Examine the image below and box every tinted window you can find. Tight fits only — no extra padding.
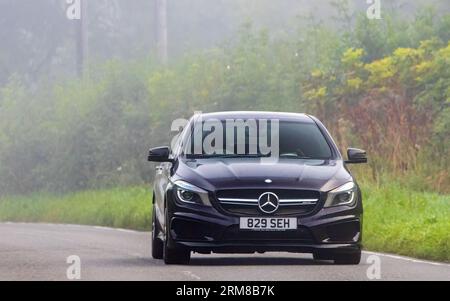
[185,120,332,159]
[277,122,332,159]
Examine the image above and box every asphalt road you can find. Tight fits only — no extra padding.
[0,223,448,281]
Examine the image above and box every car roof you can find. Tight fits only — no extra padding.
[198,111,314,123]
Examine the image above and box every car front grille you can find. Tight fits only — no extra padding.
[215,189,321,216]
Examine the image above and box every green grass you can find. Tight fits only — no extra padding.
[362,183,450,262]
[0,187,152,231]
[0,184,448,262]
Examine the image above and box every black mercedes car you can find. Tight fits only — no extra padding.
[148,112,367,265]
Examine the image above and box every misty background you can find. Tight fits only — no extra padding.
[2,0,450,85]
[0,0,449,196]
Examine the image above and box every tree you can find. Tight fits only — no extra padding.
[155,0,168,64]
[75,0,88,77]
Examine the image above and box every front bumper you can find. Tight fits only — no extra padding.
[166,192,362,255]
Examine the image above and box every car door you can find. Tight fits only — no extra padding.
[153,157,166,231]
[157,159,172,230]
[155,136,182,231]
[156,118,192,230]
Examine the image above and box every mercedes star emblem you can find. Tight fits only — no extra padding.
[258,192,279,214]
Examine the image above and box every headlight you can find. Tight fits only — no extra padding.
[324,182,357,208]
[173,180,211,206]
[176,189,195,203]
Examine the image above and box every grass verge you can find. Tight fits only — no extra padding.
[0,184,448,262]
[362,183,449,262]
[0,187,152,231]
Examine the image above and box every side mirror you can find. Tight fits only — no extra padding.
[148,146,173,163]
[345,148,367,164]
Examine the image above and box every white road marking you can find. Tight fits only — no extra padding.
[183,270,201,280]
[115,228,139,233]
[363,251,450,267]
[94,226,115,231]
[2,222,142,234]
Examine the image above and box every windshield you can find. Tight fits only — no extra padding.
[184,120,333,160]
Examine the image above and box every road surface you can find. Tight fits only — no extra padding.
[0,223,448,281]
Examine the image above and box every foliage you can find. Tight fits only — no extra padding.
[303,39,450,191]
[0,186,152,231]
[0,9,449,195]
[362,181,450,262]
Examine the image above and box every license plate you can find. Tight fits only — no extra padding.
[239,217,297,231]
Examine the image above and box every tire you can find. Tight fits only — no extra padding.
[163,208,191,265]
[151,203,164,259]
[333,251,361,265]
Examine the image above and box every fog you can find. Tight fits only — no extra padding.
[0,0,449,195]
[1,0,449,85]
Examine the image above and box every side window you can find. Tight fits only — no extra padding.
[173,119,192,157]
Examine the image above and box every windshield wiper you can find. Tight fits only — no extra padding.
[279,154,312,159]
[279,154,329,160]
[217,154,270,158]
[186,154,268,159]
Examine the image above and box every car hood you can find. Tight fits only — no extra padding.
[174,158,352,192]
